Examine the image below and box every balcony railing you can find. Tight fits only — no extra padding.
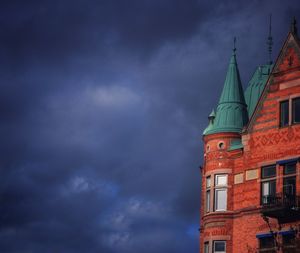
[262,194,300,208]
[261,194,300,222]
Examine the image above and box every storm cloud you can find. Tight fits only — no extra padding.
[0,1,300,252]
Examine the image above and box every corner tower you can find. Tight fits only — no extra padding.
[200,43,248,253]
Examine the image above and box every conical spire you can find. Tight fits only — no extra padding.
[267,14,273,64]
[203,40,248,135]
[218,38,246,106]
[203,109,215,135]
[290,16,297,35]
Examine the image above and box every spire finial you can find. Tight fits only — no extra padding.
[267,14,273,64]
[233,37,237,55]
[291,16,297,35]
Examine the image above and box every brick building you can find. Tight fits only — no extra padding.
[200,19,300,253]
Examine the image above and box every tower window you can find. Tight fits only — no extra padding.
[215,175,227,186]
[215,189,227,211]
[213,241,226,253]
[280,100,289,127]
[214,174,227,211]
[218,142,225,149]
[204,242,209,253]
[206,176,211,213]
[206,144,210,152]
[206,176,211,188]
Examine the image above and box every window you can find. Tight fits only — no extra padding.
[215,189,227,211]
[206,191,210,212]
[259,237,276,252]
[261,165,276,205]
[279,97,300,127]
[205,174,228,213]
[280,100,289,127]
[213,241,226,253]
[284,163,296,175]
[262,181,276,204]
[283,163,296,206]
[206,176,211,213]
[282,233,296,252]
[206,176,211,188]
[204,242,209,253]
[214,175,227,211]
[262,165,276,178]
[215,175,227,186]
[292,97,300,124]
[283,177,296,196]
[218,142,225,149]
[206,144,210,152]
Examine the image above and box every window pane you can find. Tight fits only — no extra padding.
[204,242,209,253]
[283,177,296,196]
[262,182,270,196]
[280,100,289,127]
[214,241,226,252]
[215,175,227,186]
[292,97,300,123]
[206,176,211,188]
[215,189,227,211]
[260,237,275,249]
[282,234,295,246]
[261,180,276,204]
[206,191,210,212]
[269,181,276,196]
[284,163,296,175]
[262,165,276,178]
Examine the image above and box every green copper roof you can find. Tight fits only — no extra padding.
[203,51,248,135]
[244,64,272,118]
[203,109,215,134]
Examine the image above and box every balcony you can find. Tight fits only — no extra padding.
[261,194,300,223]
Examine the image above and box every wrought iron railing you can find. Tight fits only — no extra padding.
[261,194,300,209]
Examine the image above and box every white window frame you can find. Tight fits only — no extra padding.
[213,240,226,253]
[206,176,211,213]
[214,174,228,212]
[214,188,227,211]
[204,241,209,253]
[215,174,227,186]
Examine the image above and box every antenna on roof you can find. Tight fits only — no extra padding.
[267,14,273,65]
[233,37,237,55]
[291,16,297,35]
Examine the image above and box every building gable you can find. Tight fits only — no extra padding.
[246,31,300,134]
[273,33,300,73]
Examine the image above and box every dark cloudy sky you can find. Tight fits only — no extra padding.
[0,1,300,252]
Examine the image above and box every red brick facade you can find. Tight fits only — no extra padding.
[200,30,300,252]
